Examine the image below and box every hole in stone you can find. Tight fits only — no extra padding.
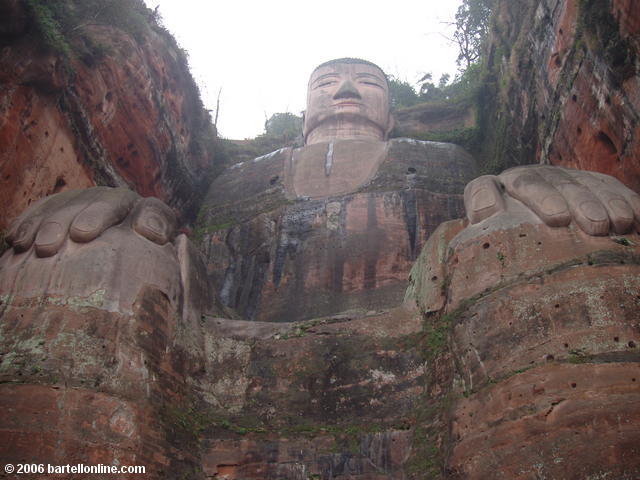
[564,343,569,348]
[537,241,542,245]
[588,260,594,266]
[105,91,113,101]
[546,354,554,361]
[572,94,577,102]
[117,156,130,168]
[571,382,577,388]
[628,341,636,348]
[483,242,490,249]
[559,28,563,34]
[605,95,611,105]
[431,276,438,281]
[614,336,619,342]
[519,233,527,237]
[45,130,49,137]
[555,55,561,67]
[577,126,582,135]
[52,176,66,193]
[59,147,64,153]
[407,167,416,174]
[633,378,636,382]
[269,175,279,185]
[595,131,617,155]
[554,304,560,308]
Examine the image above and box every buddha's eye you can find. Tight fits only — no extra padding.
[316,80,337,88]
[360,80,383,88]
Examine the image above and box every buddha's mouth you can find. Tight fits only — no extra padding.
[333,101,362,107]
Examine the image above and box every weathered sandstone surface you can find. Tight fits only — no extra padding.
[0,0,217,231]
[407,214,640,478]
[481,0,640,189]
[1,0,640,478]
[197,139,476,323]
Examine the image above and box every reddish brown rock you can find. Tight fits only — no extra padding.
[482,0,640,191]
[408,213,640,478]
[0,2,217,231]
[196,305,424,479]
[0,288,205,478]
[449,363,640,479]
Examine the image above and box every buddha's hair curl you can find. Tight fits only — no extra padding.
[312,58,388,84]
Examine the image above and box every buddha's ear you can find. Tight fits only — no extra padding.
[384,113,395,140]
[301,110,308,144]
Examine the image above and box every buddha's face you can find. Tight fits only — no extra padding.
[303,61,391,144]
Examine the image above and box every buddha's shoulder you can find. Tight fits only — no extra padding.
[207,147,292,206]
[385,138,475,169]
[366,138,478,194]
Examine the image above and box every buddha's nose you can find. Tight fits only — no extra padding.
[333,79,362,100]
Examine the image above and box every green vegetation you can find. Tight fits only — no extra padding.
[577,0,636,85]
[24,0,73,61]
[24,0,153,65]
[263,112,302,140]
[388,76,422,109]
[424,316,450,360]
[162,402,211,447]
[613,237,633,247]
[567,347,591,364]
[450,0,495,70]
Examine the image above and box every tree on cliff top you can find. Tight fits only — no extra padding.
[388,76,421,109]
[451,0,495,70]
[263,112,302,140]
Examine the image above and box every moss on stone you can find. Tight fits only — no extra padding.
[577,0,636,85]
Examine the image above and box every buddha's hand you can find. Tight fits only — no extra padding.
[464,166,640,235]
[6,187,176,256]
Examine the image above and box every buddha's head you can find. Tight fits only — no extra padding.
[303,58,393,145]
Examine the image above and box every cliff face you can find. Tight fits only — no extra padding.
[479,0,640,191]
[408,217,640,478]
[0,0,217,231]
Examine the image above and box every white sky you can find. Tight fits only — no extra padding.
[143,0,462,139]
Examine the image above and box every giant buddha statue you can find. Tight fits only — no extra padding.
[2,58,638,324]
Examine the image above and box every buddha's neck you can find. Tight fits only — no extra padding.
[305,124,384,145]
